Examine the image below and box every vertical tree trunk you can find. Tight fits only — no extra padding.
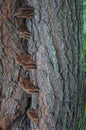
[0,0,84,130]
[30,0,84,130]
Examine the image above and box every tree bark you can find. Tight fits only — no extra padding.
[0,0,84,130]
[0,0,32,130]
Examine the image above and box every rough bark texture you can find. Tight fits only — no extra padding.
[0,0,84,130]
[0,0,31,130]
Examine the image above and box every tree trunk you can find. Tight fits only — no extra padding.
[0,0,84,130]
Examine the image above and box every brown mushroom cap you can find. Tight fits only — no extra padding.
[27,108,38,123]
[14,6,34,18]
[15,53,36,70]
[20,78,39,94]
[18,28,31,40]
[16,53,31,63]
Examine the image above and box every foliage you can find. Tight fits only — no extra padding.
[78,114,86,130]
[78,1,86,130]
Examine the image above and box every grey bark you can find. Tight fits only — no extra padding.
[0,0,84,130]
[29,0,84,130]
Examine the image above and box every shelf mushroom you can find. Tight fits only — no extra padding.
[18,28,31,40]
[15,6,34,18]
[27,108,38,123]
[15,53,36,70]
[20,78,39,94]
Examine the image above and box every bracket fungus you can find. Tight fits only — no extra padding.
[20,78,39,94]
[18,28,31,40]
[27,108,38,123]
[15,6,34,19]
[15,53,36,70]
[14,3,39,126]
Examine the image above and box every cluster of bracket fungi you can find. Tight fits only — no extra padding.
[15,6,39,124]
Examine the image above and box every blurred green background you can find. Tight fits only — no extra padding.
[78,1,86,130]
